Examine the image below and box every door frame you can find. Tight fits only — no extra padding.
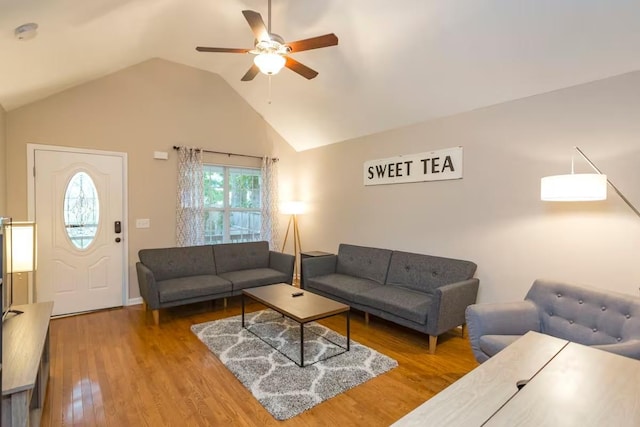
[26,143,129,306]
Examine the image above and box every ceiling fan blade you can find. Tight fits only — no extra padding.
[196,47,250,53]
[241,64,260,81]
[286,33,338,53]
[242,10,270,42]
[285,57,319,80]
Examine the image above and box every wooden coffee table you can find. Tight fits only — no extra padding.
[241,283,350,367]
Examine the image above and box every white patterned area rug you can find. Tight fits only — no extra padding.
[191,309,398,421]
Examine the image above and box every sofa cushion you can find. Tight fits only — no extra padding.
[386,251,477,293]
[213,241,270,274]
[336,244,392,285]
[307,273,382,302]
[357,286,432,325]
[139,246,216,281]
[157,275,232,303]
[219,268,290,291]
[479,334,521,357]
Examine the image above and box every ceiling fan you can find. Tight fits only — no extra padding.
[196,0,338,81]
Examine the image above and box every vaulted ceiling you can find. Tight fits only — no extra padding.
[2,0,640,151]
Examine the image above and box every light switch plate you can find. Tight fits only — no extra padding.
[136,218,150,228]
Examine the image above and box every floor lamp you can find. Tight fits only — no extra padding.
[281,201,304,281]
[541,146,640,219]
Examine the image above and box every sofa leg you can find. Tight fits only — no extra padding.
[365,312,369,324]
[224,298,228,308]
[152,310,160,326]
[428,335,437,354]
[142,301,148,311]
[461,324,466,338]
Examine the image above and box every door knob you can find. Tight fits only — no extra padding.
[115,237,121,243]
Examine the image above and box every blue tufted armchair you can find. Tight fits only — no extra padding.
[465,279,640,363]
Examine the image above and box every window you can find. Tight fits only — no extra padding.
[203,165,262,244]
[63,171,100,249]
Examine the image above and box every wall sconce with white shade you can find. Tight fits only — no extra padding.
[541,146,640,219]
[281,201,305,280]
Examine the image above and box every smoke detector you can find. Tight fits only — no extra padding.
[15,23,38,40]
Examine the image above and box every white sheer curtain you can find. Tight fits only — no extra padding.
[261,157,280,250]
[176,147,204,247]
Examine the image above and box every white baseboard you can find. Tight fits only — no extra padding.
[127,297,143,306]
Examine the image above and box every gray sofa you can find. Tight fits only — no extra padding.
[465,279,640,363]
[302,243,479,353]
[136,241,294,324]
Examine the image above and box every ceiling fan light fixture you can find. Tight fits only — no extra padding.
[196,3,337,81]
[254,52,286,75]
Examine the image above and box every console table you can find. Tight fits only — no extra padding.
[392,331,640,426]
[2,302,53,427]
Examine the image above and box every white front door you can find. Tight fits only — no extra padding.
[34,148,126,316]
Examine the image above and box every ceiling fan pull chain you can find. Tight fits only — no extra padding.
[268,75,273,104]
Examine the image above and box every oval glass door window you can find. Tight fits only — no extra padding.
[64,171,100,249]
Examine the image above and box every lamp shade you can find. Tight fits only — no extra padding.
[280,201,305,215]
[254,53,286,75]
[540,174,607,201]
[6,222,36,273]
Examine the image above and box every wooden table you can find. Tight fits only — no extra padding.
[392,331,640,427]
[242,283,350,367]
[2,302,54,427]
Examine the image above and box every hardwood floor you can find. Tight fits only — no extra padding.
[41,297,479,426]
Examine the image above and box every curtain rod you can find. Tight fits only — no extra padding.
[172,146,278,162]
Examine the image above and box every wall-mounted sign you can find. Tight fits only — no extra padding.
[364,146,463,186]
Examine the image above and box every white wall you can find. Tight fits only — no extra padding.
[296,71,640,303]
[5,59,640,305]
[6,59,298,302]
[0,104,6,213]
